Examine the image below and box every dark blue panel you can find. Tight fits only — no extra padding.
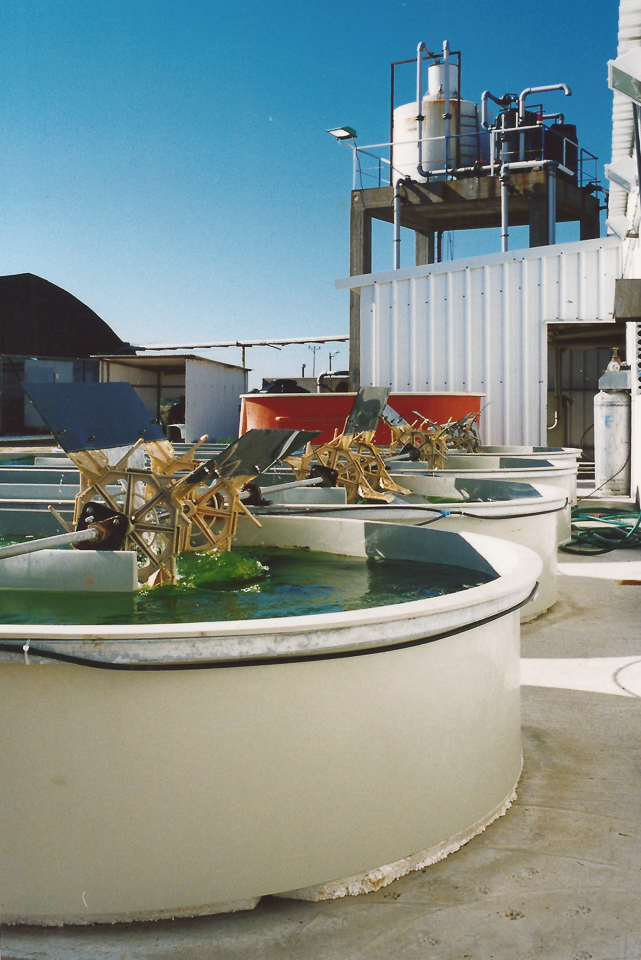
[344,387,390,435]
[22,382,165,452]
[185,429,320,486]
[382,403,408,428]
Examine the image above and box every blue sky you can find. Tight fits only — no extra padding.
[0,0,618,386]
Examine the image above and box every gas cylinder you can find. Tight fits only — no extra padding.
[594,388,631,495]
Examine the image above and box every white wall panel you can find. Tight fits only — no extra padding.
[100,360,162,418]
[337,237,622,444]
[101,358,247,443]
[185,360,247,443]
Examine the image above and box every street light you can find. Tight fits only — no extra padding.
[327,126,357,140]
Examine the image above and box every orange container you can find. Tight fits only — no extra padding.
[239,392,484,445]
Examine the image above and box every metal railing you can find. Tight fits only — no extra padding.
[350,122,599,190]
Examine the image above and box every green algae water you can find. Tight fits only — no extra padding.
[0,545,493,626]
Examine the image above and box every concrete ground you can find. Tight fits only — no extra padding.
[2,548,640,960]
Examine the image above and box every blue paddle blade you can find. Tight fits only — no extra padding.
[344,387,391,435]
[382,403,409,428]
[183,429,320,486]
[22,382,165,452]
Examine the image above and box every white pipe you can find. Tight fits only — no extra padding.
[0,527,99,560]
[316,369,332,391]
[443,40,451,177]
[633,105,641,221]
[422,160,573,179]
[481,91,510,130]
[239,477,324,501]
[500,165,509,253]
[496,159,565,173]
[261,477,324,494]
[518,84,571,123]
[316,369,349,392]
[416,42,430,180]
[394,178,402,268]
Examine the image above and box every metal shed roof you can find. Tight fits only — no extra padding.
[96,354,247,371]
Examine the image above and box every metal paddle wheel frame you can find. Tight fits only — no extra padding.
[286,431,410,503]
[20,381,319,589]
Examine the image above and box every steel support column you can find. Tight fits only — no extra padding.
[349,195,372,391]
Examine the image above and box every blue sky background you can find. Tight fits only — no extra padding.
[0,0,619,386]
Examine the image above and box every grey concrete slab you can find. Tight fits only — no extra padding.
[2,550,641,960]
[522,546,641,657]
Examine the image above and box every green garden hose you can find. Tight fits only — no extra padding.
[560,508,641,555]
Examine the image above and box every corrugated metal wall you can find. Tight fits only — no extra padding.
[101,358,247,442]
[185,360,247,442]
[338,237,622,444]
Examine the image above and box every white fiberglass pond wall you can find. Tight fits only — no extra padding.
[0,517,541,925]
[337,237,621,446]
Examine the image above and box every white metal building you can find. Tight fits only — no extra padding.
[99,354,247,443]
[337,237,622,446]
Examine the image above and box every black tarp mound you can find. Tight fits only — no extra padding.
[0,273,130,358]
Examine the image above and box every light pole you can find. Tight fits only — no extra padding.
[328,350,340,371]
[308,344,321,377]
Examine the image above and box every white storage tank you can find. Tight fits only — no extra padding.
[392,62,488,179]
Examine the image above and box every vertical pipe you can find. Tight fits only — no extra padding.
[500,135,509,252]
[500,170,509,252]
[555,342,563,437]
[633,104,641,200]
[394,179,402,269]
[416,42,426,178]
[455,51,462,168]
[519,119,525,163]
[443,40,451,178]
[390,62,395,181]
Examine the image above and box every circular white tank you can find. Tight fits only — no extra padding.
[475,446,582,467]
[594,389,631,495]
[255,479,567,622]
[392,62,488,180]
[0,517,540,924]
[427,61,458,97]
[390,457,577,540]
